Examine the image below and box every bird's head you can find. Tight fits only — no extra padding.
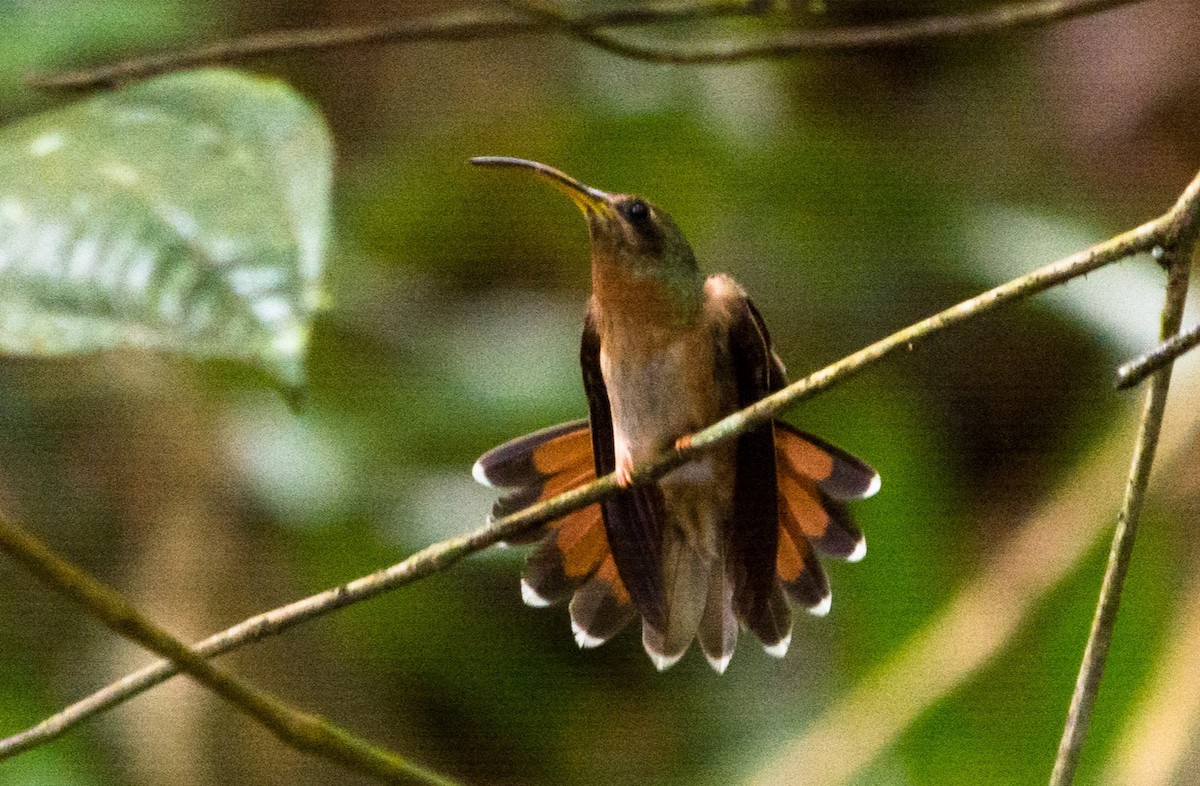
[471,157,702,317]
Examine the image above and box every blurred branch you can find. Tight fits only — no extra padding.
[503,0,1152,64]
[1101,547,1200,786]
[28,0,1152,89]
[1049,229,1198,785]
[5,165,1198,759]
[25,1,747,89]
[745,382,1200,786]
[1117,322,1200,389]
[0,517,458,786]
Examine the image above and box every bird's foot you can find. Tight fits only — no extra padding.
[615,454,635,488]
[614,443,635,488]
[674,434,693,452]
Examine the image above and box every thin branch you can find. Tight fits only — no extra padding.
[7,166,1199,760]
[29,0,1152,90]
[504,0,1153,64]
[1116,321,1200,389]
[746,369,1200,786]
[25,1,749,90]
[0,517,459,786]
[1049,229,1198,784]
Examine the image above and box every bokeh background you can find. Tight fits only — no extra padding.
[2,1,1200,784]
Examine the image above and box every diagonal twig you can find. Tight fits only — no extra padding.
[5,165,1198,760]
[0,516,459,785]
[1116,321,1200,389]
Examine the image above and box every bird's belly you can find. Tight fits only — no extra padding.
[600,337,730,462]
[599,335,738,554]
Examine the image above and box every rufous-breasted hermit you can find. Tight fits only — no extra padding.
[470,157,880,672]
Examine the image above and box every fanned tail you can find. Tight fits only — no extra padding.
[473,418,879,670]
[767,422,879,623]
[473,422,637,646]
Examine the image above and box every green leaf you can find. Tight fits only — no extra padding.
[0,68,332,391]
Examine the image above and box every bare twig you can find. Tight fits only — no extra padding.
[503,0,1152,64]
[25,1,748,89]
[0,517,458,785]
[745,372,1200,786]
[5,166,1198,760]
[1049,230,1198,783]
[1117,321,1200,389]
[28,0,1152,89]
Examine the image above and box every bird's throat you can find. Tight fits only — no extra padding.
[590,257,704,331]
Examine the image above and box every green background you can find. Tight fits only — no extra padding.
[1,2,1198,785]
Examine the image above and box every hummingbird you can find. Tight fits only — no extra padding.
[470,157,879,672]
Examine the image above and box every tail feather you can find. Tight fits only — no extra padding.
[473,420,591,489]
[522,504,605,606]
[759,583,794,657]
[473,421,594,545]
[569,555,636,648]
[697,550,738,673]
[775,423,880,501]
[642,528,711,671]
[820,496,866,563]
[776,500,832,614]
[776,425,867,561]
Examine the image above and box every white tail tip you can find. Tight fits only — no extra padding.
[847,538,867,563]
[763,631,792,658]
[650,651,685,672]
[520,579,551,608]
[705,652,733,674]
[863,473,882,498]
[808,594,832,617]
[571,620,604,649]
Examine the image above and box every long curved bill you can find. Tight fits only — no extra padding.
[470,156,612,215]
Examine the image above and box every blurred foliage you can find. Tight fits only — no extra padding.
[0,69,331,390]
[0,1,1198,785]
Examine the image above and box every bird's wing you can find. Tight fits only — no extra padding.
[714,275,881,628]
[718,280,793,650]
[581,303,668,632]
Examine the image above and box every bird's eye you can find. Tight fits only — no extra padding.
[624,198,650,223]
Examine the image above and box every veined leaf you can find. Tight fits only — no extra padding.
[0,68,332,391]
